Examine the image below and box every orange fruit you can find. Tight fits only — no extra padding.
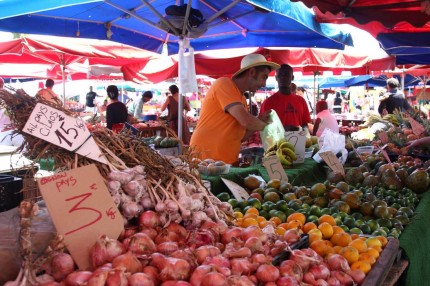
[278,222,289,230]
[366,248,380,259]
[287,213,306,225]
[318,222,334,239]
[269,217,282,226]
[340,246,360,264]
[243,213,258,220]
[286,220,303,230]
[349,239,368,253]
[259,220,272,228]
[359,253,377,266]
[376,236,388,248]
[331,232,352,247]
[318,214,337,226]
[275,226,286,236]
[242,217,259,227]
[366,237,383,249]
[351,261,372,274]
[333,245,343,254]
[332,225,345,235]
[303,222,317,233]
[245,207,259,216]
[310,240,333,257]
[256,216,267,224]
[368,244,382,253]
[233,212,243,218]
[350,233,360,240]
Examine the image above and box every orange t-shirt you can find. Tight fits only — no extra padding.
[190,77,247,164]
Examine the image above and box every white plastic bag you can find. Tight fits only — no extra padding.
[260,111,285,151]
[313,129,348,164]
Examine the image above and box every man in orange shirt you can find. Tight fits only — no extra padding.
[36,79,60,104]
[190,54,279,164]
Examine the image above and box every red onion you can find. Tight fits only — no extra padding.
[347,269,366,285]
[289,249,311,272]
[87,270,109,286]
[255,264,280,283]
[201,220,228,236]
[276,276,300,286]
[171,249,199,270]
[50,252,76,281]
[230,258,254,276]
[331,271,354,286]
[279,260,303,282]
[34,274,55,284]
[157,241,180,255]
[226,275,255,286]
[315,279,329,286]
[129,232,157,255]
[112,251,142,274]
[166,222,188,238]
[106,268,128,286]
[303,272,317,285]
[223,244,252,259]
[221,227,242,244]
[186,230,216,248]
[190,265,214,286]
[195,245,221,264]
[139,211,161,228]
[327,277,341,286]
[269,240,289,256]
[326,254,351,272]
[241,226,266,243]
[301,248,323,264]
[200,272,228,286]
[143,266,159,285]
[283,229,301,244]
[155,229,180,244]
[34,283,59,286]
[309,264,330,280]
[140,227,158,240]
[251,253,270,264]
[244,237,264,253]
[151,253,191,282]
[160,281,192,286]
[128,273,155,286]
[120,226,138,240]
[89,235,126,269]
[64,271,92,286]
[203,255,231,269]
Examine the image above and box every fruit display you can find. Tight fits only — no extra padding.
[197,159,230,176]
[142,136,179,148]
[263,138,297,168]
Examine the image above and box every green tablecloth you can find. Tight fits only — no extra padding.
[203,159,327,195]
[399,191,430,285]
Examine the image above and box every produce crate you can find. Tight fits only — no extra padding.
[0,175,23,212]
[362,238,400,286]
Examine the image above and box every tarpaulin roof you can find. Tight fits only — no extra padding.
[121,47,395,83]
[0,0,353,54]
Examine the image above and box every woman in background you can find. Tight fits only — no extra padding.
[161,84,191,144]
[106,85,128,130]
[313,100,339,137]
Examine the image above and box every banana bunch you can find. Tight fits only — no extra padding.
[382,114,399,126]
[264,138,297,168]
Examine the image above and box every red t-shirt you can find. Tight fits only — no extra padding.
[260,92,311,127]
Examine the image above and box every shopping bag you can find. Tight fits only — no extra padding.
[313,129,348,164]
[260,110,285,151]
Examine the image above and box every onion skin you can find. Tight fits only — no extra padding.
[226,275,255,286]
[290,249,311,273]
[64,271,92,286]
[139,211,161,228]
[87,270,109,286]
[331,271,354,286]
[309,264,330,280]
[140,227,158,240]
[166,222,188,238]
[89,235,126,269]
[151,253,191,282]
[276,276,300,286]
[112,251,142,274]
[221,227,242,244]
[143,266,160,285]
[283,229,301,244]
[326,254,351,272]
[279,260,303,282]
[128,273,155,286]
[129,233,157,255]
[347,269,366,285]
[200,272,228,286]
[190,265,214,286]
[195,245,221,264]
[160,281,192,286]
[105,268,128,286]
[230,258,254,276]
[255,264,280,283]
[327,277,341,286]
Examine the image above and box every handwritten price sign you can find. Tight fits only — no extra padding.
[24,103,107,164]
[221,178,250,200]
[285,131,306,163]
[262,155,289,183]
[37,164,124,270]
[319,151,345,176]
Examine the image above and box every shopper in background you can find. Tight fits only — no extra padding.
[85,86,101,113]
[296,86,314,114]
[333,91,342,114]
[161,85,191,144]
[313,100,339,137]
[190,54,278,163]
[129,91,153,119]
[378,77,411,115]
[106,85,128,130]
[36,79,60,104]
[260,64,311,132]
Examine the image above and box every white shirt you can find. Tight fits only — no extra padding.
[316,109,339,137]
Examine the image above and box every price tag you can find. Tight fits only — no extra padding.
[408,116,425,136]
[379,145,392,163]
[23,103,108,164]
[319,151,345,176]
[285,131,306,163]
[221,178,250,200]
[37,164,124,270]
[262,155,289,183]
[378,131,389,144]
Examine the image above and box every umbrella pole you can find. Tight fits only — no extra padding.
[62,62,66,107]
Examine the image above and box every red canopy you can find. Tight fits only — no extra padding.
[291,0,430,37]
[121,47,395,84]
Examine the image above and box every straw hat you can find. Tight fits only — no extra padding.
[232,54,280,78]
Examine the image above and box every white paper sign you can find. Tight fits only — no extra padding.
[285,131,306,163]
[221,178,250,200]
[262,156,289,183]
[23,103,108,164]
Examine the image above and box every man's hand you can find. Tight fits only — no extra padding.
[258,110,272,124]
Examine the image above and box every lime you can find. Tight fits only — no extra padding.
[349,227,363,235]
[359,224,372,234]
[227,198,238,208]
[248,198,262,210]
[351,212,363,220]
[397,207,414,218]
[355,219,365,228]
[216,192,231,202]
[252,188,265,197]
[340,225,350,232]
[307,215,319,224]
[309,205,322,217]
[233,207,242,213]
[366,220,380,232]
[320,208,331,216]
[262,201,274,211]
[380,226,390,234]
[376,218,393,229]
[243,206,253,214]
[284,208,295,217]
[288,199,303,210]
[372,229,387,237]
[301,203,310,212]
[343,217,356,229]
[275,200,288,211]
[275,211,287,223]
[259,210,269,220]
[269,209,279,218]
[237,200,249,210]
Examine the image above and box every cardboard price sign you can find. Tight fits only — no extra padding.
[378,131,389,144]
[379,144,392,163]
[23,103,108,164]
[285,131,306,163]
[221,178,250,200]
[37,164,124,270]
[319,151,345,176]
[408,116,425,136]
[262,155,289,183]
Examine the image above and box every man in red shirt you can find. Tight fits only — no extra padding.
[260,64,311,132]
